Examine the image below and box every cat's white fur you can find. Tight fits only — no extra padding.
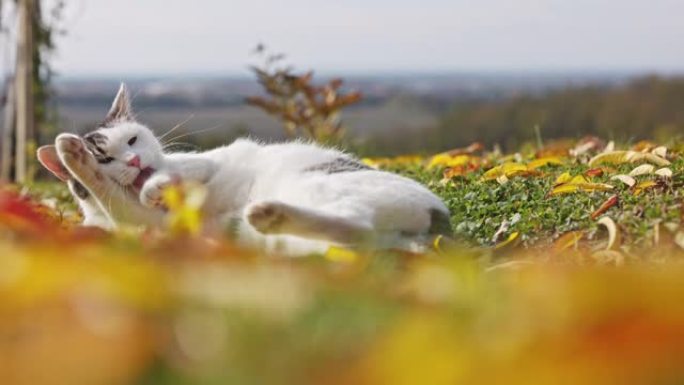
[38,84,450,255]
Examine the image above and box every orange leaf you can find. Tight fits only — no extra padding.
[591,194,619,220]
[585,168,604,177]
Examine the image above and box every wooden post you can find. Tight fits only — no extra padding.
[1,77,16,181]
[14,0,35,184]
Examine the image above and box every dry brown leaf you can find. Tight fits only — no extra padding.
[591,195,619,220]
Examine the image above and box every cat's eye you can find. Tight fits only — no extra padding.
[99,156,115,164]
[128,136,137,146]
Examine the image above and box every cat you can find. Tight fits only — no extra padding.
[37,84,451,254]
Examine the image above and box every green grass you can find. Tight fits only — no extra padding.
[390,157,684,249]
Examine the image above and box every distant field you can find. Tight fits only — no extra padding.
[57,96,439,149]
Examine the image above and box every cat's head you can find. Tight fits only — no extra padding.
[39,84,163,190]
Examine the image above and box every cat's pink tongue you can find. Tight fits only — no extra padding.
[132,167,155,190]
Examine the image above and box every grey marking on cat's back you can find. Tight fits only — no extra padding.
[304,157,371,174]
[68,179,90,200]
[428,208,452,236]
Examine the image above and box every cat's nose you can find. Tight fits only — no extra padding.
[127,155,141,168]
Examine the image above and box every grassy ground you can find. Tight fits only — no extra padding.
[1,138,684,385]
[385,139,684,254]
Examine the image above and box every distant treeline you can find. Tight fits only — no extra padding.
[366,76,684,154]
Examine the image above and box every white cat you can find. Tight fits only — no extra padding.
[37,84,451,254]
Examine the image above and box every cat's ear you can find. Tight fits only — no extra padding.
[37,145,70,181]
[104,83,134,123]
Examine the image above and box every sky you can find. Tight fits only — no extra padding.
[5,0,684,76]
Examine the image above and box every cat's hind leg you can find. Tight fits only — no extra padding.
[245,201,373,245]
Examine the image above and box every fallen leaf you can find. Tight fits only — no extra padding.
[655,168,673,178]
[589,151,670,167]
[442,166,465,180]
[550,182,614,195]
[584,168,604,177]
[481,162,530,181]
[591,195,619,220]
[428,154,471,169]
[651,146,668,158]
[496,174,509,185]
[629,164,655,177]
[445,142,484,156]
[603,140,615,153]
[527,157,564,170]
[325,246,360,263]
[633,180,659,196]
[597,216,620,250]
[163,182,207,236]
[570,136,604,156]
[554,172,573,185]
[632,140,657,152]
[610,175,636,187]
[493,231,520,249]
[569,175,590,185]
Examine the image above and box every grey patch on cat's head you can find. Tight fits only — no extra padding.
[68,179,90,200]
[303,157,372,174]
[428,208,452,236]
[83,132,114,164]
[102,83,135,127]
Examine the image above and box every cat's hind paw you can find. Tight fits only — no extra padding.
[245,201,289,234]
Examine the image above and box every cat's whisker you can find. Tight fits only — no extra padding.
[161,123,225,146]
[158,114,196,142]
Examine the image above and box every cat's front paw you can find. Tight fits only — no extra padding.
[140,173,174,209]
[55,134,100,182]
[245,201,290,234]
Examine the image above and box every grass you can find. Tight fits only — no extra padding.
[384,141,684,253]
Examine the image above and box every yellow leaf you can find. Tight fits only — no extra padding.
[550,182,614,195]
[554,172,572,185]
[361,157,381,168]
[428,154,470,169]
[494,231,519,249]
[569,175,589,185]
[527,156,564,170]
[162,183,207,235]
[589,150,670,167]
[481,162,528,181]
[633,180,658,196]
[325,246,360,263]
